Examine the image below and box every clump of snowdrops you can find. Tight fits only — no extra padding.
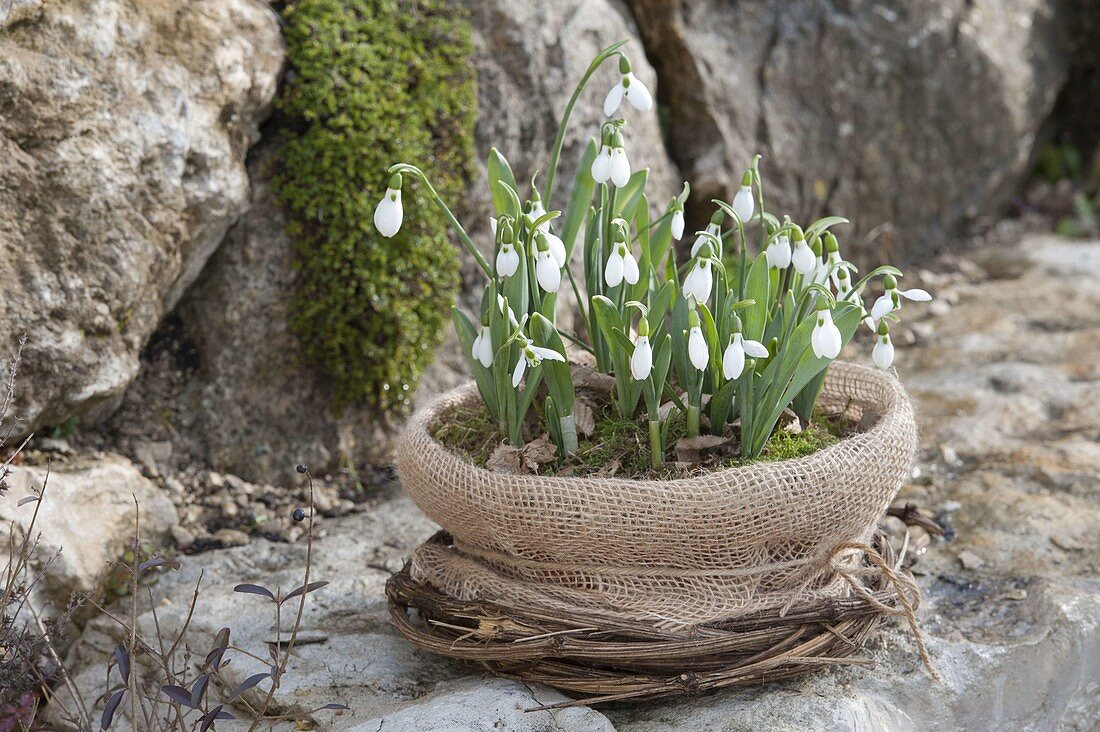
[373,42,930,468]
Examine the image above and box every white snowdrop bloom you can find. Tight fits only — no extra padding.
[811,252,831,286]
[610,146,631,187]
[688,326,709,371]
[722,332,769,380]
[496,294,519,326]
[765,234,792,269]
[792,236,816,275]
[731,175,754,223]
[604,242,639,288]
[591,145,613,184]
[630,334,653,381]
[544,230,567,267]
[471,325,493,368]
[534,248,561,293]
[528,198,546,222]
[835,269,875,332]
[511,338,566,388]
[604,56,654,116]
[870,274,932,321]
[683,258,713,304]
[690,221,723,257]
[373,179,403,238]
[670,208,685,241]
[811,307,843,360]
[496,242,519,278]
[872,324,895,369]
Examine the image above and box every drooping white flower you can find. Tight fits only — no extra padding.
[535,248,561,293]
[688,325,709,371]
[592,145,613,184]
[872,322,895,369]
[610,145,631,187]
[511,338,566,388]
[670,208,685,241]
[811,307,843,360]
[373,175,403,238]
[731,170,754,223]
[870,274,932,321]
[835,269,876,332]
[683,258,713,304]
[722,332,768,380]
[690,219,723,257]
[471,324,494,368]
[604,56,654,116]
[765,234,792,269]
[791,233,816,275]
[496,294,519,327]
[544,230,567,267]
[630,334,653,381]
[496,242,519,278]
[604,242,639,288]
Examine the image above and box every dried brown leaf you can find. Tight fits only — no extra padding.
[521,434,557,471]
[593,459,620,478]
[573,398,596,437]
[487,444,524,474]
[779,408,803,434]
[573,366,615,395]
[674,434,730,464]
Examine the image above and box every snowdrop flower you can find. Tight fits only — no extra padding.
[495,217,519,278]
[511,337,565,388]
[731,170,754,223]
[534,235,561,293]
[835,268,875,331]
[471,324,493,368]
[496,294,519,327]
[870,274,932,321]
[630,319,653,381]
[722,332,769,380]
[592,143,613,184]
[604,55,653,117]
[791,227,816,275]
[687,312,709,371]
[609,132,631,187]
[496,242,519,278]
[670,205,685,241]
[810,240,830,286]
[605,241,640,288]
[872,321,894,369]
[373,173,403,238]
[691,210,724,257]
[811,305,843,360]
[765,233,792,269]
[683,250,714,305]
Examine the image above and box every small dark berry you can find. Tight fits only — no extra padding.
[292,508,307,523]
[295,464,307,474]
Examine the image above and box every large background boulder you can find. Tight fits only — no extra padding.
[149,0,680,484]
[0,0,282,433]
[625,0,1072,259]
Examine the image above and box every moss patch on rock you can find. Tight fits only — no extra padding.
[274,0,476,410]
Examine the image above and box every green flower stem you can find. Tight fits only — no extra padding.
[649,419,662,468]
[560,413,579,454]
[388,163,493,279]
[544,40,629,208]
[750,154,765,249]
[686,404,701,438]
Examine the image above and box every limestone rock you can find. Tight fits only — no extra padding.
[0,0,283,433]
[626,0,1071,258]
[1,454,178,604]
[165,0,678,483]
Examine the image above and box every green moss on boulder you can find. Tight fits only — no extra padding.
[274,0,476,410]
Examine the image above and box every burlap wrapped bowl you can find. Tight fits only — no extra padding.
[396,360,917,628]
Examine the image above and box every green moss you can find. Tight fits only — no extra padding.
[274,0,476,410]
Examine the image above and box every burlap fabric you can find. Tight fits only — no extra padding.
[397,361,917,628]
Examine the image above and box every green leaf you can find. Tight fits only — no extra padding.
[804,216,849,241]
[493,178,522,221]
[531,313,574,414]
[561,139,598,257]
[488,148,518,218]
[741,252,771,342]
[591,295,625,342]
